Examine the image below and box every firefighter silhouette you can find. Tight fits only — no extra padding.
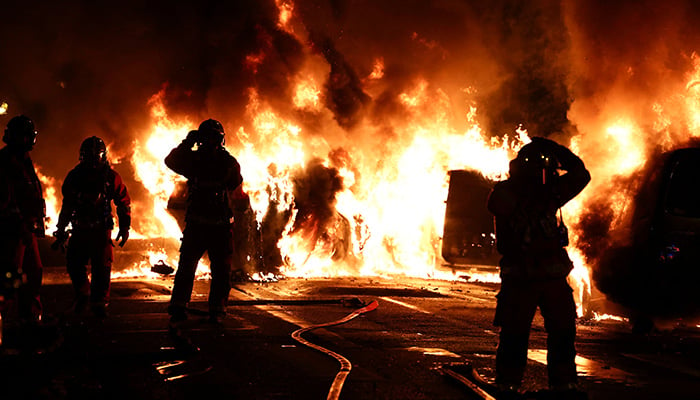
[54,136,131,318]
[165,119,243,325]
[487,137,590,400]
[0,115,45,327]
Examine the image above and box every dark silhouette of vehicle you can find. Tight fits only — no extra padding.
[595,147,700,332]
[441,170,499,268]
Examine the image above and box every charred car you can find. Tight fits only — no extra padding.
[595,147,700,331]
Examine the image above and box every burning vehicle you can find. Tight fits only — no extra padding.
[165,157,352,281]
[441,169,499,268]
[594,146,700,331]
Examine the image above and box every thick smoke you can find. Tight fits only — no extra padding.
[307,31,371,130]
[292,157,344,232]
[562,0,700,311]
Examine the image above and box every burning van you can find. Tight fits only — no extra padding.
[441,169,499,268]
[595,146,700,330]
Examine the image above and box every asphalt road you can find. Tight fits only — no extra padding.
[2,268,700,400]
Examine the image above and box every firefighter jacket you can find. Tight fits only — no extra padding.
[164,141,243,226]
[57,163,131,232]
[488,144,590,280]
[0,146,45,236]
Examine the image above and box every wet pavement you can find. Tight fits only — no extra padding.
[2,265,700,399]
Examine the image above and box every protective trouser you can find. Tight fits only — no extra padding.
[66,228,113,305]
[0,230,43,322]
[170,223,233,316]
[494,277,578,388]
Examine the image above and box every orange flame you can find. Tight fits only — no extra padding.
[127,88,210,275]
[368,59,385,81]
[36,168,59,232]
[275,0,295,32]
[121,77,523,284]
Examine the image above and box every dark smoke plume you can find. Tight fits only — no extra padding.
[292,157,344,232]
[308,31,371,129]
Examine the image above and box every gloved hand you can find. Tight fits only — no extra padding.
[529,137,578,169]
[534,137,582,170]
[31,218,46,238]
[116,228,129,247]
[52,227,69,252]
[184,130,200,147]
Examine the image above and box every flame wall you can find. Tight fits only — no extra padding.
[4,1,700,291]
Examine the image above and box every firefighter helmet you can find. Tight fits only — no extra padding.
[3,115,38,150]
[198,119,225,135]
[510,139,559,184]
[79,136,107,165]
[198,118,225,147]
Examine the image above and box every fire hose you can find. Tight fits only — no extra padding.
[438,362,497,400]
[290,299,379,400]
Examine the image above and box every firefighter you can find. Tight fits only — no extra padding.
[0,115,45,329]
[487,137,590,400]
[53,136,131,318]
[165,119,243,325]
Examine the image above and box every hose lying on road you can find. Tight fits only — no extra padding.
[291,299,379,400]
[438,363,497,400]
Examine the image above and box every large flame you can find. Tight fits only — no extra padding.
[30,0,528,286]
[127,89,212,277]
[36,168,59,231]
[28,2,700,321]
[131,89,189,239]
